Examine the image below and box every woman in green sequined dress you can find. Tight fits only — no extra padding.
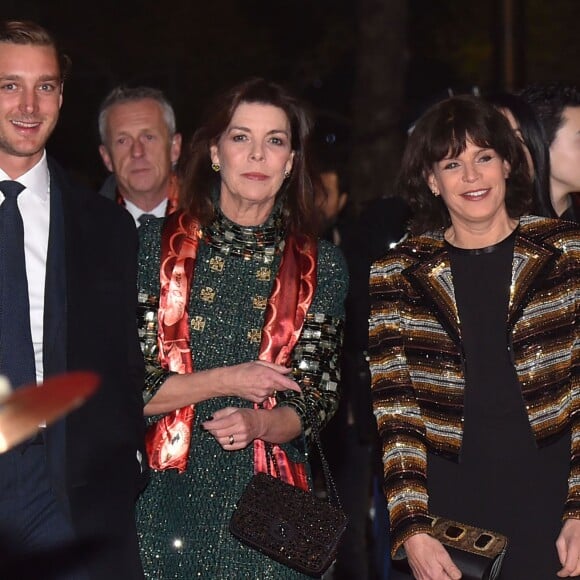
[135,79,348,578]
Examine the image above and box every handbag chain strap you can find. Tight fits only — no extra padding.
[265,404,343,510]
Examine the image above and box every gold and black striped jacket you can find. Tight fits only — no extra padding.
[369,215,580,557]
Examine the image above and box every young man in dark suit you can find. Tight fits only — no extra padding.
[0,19,146,579]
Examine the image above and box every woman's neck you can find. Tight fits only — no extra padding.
[550,183,572,217]
[219,196,275,227]
[444,217,519,249]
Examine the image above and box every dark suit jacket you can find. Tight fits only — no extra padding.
[43,159,146,578]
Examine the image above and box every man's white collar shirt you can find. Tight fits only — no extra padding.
[0,151,50,384]
[124,196,167,227]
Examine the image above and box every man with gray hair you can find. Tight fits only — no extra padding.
[98,86,181,226]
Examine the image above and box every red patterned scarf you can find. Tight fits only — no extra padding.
[145,211,317,491]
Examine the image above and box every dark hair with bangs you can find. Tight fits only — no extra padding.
[397,95,532,235]
[181,78,320,235]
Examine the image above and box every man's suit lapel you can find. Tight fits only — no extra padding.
[43,161,69,511]
[43,167,67,377]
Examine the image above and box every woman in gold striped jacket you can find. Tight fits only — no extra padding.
[370,95,580,579]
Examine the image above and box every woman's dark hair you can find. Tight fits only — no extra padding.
[397,95,533,235]
[486,92,555,217]
[521,82,580,146]
[181,78,319,235]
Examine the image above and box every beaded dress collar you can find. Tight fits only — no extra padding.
[203,204,286,264]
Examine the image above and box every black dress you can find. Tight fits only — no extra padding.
[425,231,572,579]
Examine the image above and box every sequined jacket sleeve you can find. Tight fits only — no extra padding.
[276,239,348,441]
[559,233,580,521]
[368,248,433,558]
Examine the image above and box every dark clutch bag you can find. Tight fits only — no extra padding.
[393,515,508,580]
[230,472,347,577]
[230,408,347,578]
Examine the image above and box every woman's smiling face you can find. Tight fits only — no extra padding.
[427,137,511,231]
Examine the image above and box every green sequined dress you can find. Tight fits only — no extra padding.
[135,207,348,579]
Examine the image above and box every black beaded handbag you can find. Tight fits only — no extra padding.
[229,410,347,578]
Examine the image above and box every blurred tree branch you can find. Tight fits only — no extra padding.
[351,0,408,206]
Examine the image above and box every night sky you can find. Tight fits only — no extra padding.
[4,0,580,190]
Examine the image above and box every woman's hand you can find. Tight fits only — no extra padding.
[222,360,301,403]
[557,518,580,577]
[144,360,301,415]
[404,533,462,580]
[202,406,302,450]
[202,407,260,450]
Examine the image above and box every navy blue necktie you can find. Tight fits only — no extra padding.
[0,180,36,388]
[138,213,155,227]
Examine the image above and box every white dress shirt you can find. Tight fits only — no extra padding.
[124,197,167,227]
[0,152,50,384]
